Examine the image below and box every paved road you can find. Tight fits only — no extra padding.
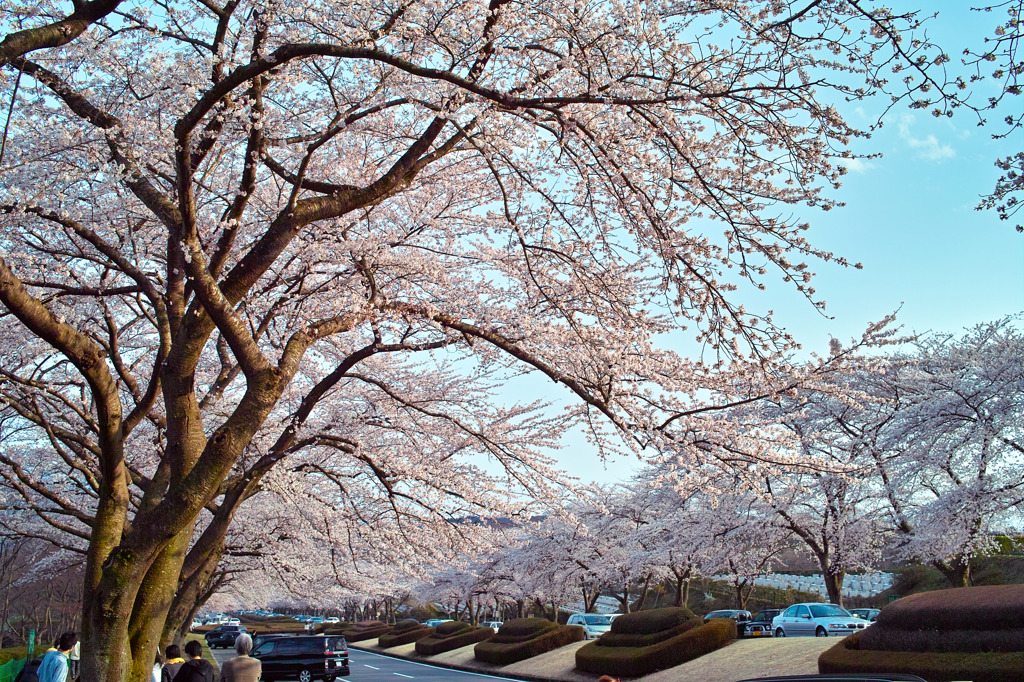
[349,648,522,681]
[209,643,523,681]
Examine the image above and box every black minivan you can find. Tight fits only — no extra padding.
[251,634,350,681]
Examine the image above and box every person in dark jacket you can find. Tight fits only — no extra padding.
[171,640,214,682]
[161,644,186,682]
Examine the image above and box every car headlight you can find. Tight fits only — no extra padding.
[828,624,845,628]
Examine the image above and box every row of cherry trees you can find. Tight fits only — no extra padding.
[410,319,1023,612]
[0,1,1019,677]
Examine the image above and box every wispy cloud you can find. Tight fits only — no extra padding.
[840,158,873,173]
[897,115,956,161]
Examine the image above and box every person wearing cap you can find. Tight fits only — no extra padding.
[218,633,261,682]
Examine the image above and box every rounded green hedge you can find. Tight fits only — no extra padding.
[819,586,1024,682]
[415,623,495,656]
[377,620,435,648]
[575,608,735,678]
[345,620,392,642]
[819,630,1024,682]
[474,618,584,665]
[876,585,1024,631]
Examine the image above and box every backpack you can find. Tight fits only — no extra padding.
[14,658,43,682]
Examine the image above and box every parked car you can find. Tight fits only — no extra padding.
[848,608,880,622]
[739,608,782,638]
[704,609,752,623]
[566,613,613,640]
[205,624,248,648]
[479,621,503,630]
[228,617,241,625]
[189,620,203,631]
[325,617,340,623]
[251,634,350,682]
[772,603,868,637]
[423,618,453,627]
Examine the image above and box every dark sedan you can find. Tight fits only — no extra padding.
[205,624,247,649]
[739,608,782,638]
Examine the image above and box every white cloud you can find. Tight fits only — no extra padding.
[840,158,873,173]
[897,114,956,161]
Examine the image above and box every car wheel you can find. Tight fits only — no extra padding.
[815,627,827,637]
[775,628,785,637]
[299,668,313,682]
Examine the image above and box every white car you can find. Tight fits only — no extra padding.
[325,617,340,623]
[566,613,613,640]
[480,621,503,630]
[772,603,869,637]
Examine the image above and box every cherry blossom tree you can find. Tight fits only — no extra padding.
[879,318,1024,586]
[968,2,1024,231]
[0,1,968,679]
[750,365,895,606]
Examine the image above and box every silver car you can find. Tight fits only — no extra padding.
[771,603,868,637]
[566,613,613,639]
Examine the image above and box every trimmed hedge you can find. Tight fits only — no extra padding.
[474,618,584,665]
[0,647,28,666]
[345,620,392,642]
[575,608,735,678]
[875,584,1024,630]
[859,625,1024,654]
[819,629,1024,682]
[377,620,435,648]
[416,622,495,656]
[612,607,699,635]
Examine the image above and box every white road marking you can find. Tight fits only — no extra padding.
[350,648,520,680]
[364,664,380,669]
[393,674,414,678]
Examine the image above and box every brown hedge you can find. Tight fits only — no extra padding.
[598,617,702,648]
[474,619,584,665]
[875,585,1024,631]
[859,624,1024,653]
[415,624,495,656]
[345,620,391,642]
[575,615,735,677]
[377,620,435,648]
[610,607,699,635]
[819,630,1024,682]
[436,621,474,637]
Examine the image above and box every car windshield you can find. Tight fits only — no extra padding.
[584,615,611,625]
[809,604,851,618]
[706,611,732,618]
[754,611,777,620]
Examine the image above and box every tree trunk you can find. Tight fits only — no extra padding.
[934,557,971,587]
[633,574,652,612]
[823,570,845,606]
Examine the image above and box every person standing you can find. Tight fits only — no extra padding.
[151,653,163,682]
[218,634,260,682]
[171,640,214,682]
[36,632,77,682]
[161,644,186,682]
[68,641,80,680]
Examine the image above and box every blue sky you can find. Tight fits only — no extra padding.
[742,2,1023,349]
[553,2,1024,485]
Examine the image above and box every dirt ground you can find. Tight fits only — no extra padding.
[357,635,837,681]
